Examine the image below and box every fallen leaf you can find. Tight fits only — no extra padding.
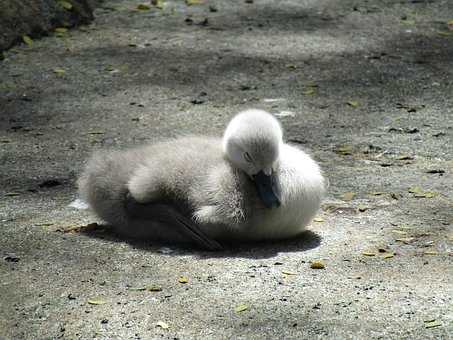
[147,285,163,292]
[55,27,68,33]
[178,276,189,284]
[89,131,105,135]
[58,0,73,10]
[53,68,65,75]
[286,64,297,69]
[137,4,151,10]
[235,303,248,312]
[424,250,438,255]
[310,260,325,269]
[395,237,415,244]
[421,192,437,198]
[357,205,368,212]
[335,145,353,155]
[302,88,316,95]
[155,321,169,329]
[408,187,438,198]
[383,253,394,259]
[186,0,203,5]
[391,230,407,235]
[347,100,359,108]
[408,187,423,194]
[362,252,376,256]
[35,222,54,226]
[127,286,147,291]
[396,155,414,160]
[424,320,442,329]
[22,35,33,46]
[281,270,297,275]
[342,192,356,201]
[313,217,324,222]
[87,298,106,305]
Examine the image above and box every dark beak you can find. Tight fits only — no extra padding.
[253,170,281,208]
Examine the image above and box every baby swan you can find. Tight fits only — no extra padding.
[78,109,325,250]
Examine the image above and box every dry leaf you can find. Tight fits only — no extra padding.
[391,230,407,235]
[87,298,106,305]
[313,217,324,222]
[310,260,325,269]
[235,303,248,312]
[55,27,68,33]
[178,276,189,284]
[408,187,423,194]
[156,321,170,329]
[186,0,203,5]
[35,222,54,227]
[424,250,438,255]
[424,320,441,329]
[362,252,375,256]
[147,285,163,292]
[127,286,147,291]
[53,68,65,75]
[335,145,352,155]
[347,100,359,108]
[396,155,414,160]
[22,35,33,46]
[281,270,297,275]
[137,4,151,10]
[58,0,73,10]
[395,237,415,244]
[383,253,394,259]
[302,88,315,95]
[408,187,438,198]
[342,192,356,201]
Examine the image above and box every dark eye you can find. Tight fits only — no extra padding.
[243,152,253,163]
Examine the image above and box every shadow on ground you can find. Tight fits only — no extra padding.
[80,225,322,259]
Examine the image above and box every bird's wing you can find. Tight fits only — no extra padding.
[125,192,223,251]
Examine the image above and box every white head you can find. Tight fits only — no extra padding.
[223,109,283,177]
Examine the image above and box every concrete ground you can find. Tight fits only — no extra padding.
[1,0,452,339]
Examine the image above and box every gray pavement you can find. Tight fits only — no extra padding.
[1,0,452,339]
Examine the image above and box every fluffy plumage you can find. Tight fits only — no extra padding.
[78,109,325,249]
